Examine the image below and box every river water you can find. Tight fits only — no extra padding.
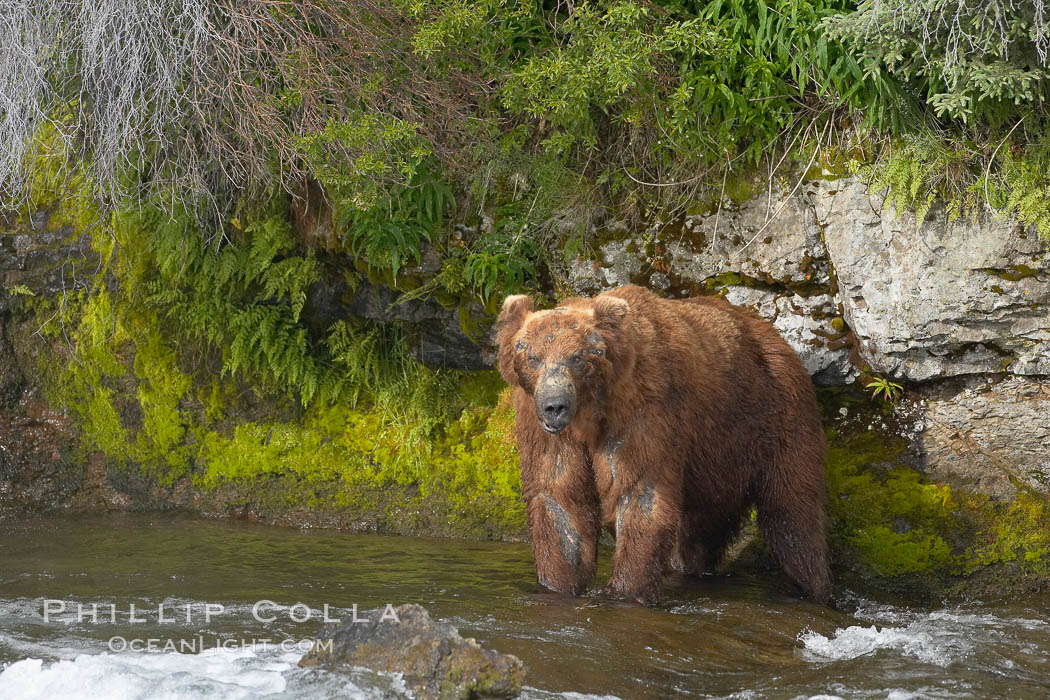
[0,513,1047,699]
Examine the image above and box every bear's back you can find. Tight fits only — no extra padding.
[600,285,817,433]
[602,286,769,381]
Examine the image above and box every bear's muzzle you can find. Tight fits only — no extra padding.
[534,367,577,434]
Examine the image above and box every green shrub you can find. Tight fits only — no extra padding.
[825,1,1050,125]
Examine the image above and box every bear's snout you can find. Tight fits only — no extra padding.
[534,369,577,434]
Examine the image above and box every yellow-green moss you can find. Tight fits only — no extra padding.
[33,206,524,535]
[42,280,525,535]
[21,121,100,232]
[458,304,486,342]
[39,287,191,483]
[131,321,193,477]
[805,148,855,182]
[11,132,525,538]
[824,416,1050,588]
[964,492,1050,574]
[848,526,953,576]
[704,271,743,291]
[723,177,760,204]
[192,385,523,534]
[826,428,960,576]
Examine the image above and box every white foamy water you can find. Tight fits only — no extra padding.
[798,623,971,666]
[0,646,384,700]
[0,613,618,700]
[0,648,618,700]
[790,685,969,700]
[797,598,1046,669]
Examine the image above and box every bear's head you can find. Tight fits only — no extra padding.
[495,293,631,435]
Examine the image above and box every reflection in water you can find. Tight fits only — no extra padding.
[0,514,1048,698]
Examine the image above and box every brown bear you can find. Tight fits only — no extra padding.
[495,285,830,605]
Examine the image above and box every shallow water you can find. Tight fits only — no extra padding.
[1,514,1048,699]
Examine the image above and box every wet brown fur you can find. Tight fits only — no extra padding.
[495,285,830,605]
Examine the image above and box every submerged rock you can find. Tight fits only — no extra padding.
[299,603,525,699]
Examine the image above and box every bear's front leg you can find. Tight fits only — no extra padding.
[525,449,600,596]
[603,477,680,606]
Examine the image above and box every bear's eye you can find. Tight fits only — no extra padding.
[526,351,541,369]
[569,351,585,369]
[586,332,605,357]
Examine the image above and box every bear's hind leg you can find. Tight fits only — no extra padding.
[671,512,741,576]
[757,485,831,601]
[670,528,705,575]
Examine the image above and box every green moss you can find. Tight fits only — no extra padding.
[964,492,1050,574]
[41,288,192,484]
[458,304,486,342]
[826,428,960,577]
[703,271,743,291]
[982,264,1040,282]
[433,289,460,309]
[8,133,522,538]
[21,121,101,232]
[848,526,953,575]
[722,175,760,205]
[830,316,846,332]
[80,386,134,459]
[43,290,132,461]
[198,380,228,423]
[193,387,524,536]
[40,277,525,536]
[131,321,193,479]
[822,393,1050,594]
[28,200,524,536]
[805,148,854,182]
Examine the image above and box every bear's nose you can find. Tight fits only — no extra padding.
[542,399,570,423]
[535,373,576,433]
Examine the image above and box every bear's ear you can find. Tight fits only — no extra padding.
[497,294,534,335]
[495,295,534,385]
[593,295,629,328]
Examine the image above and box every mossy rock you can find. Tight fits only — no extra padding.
[981,264,1041,282]
[819,387,1050,601]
